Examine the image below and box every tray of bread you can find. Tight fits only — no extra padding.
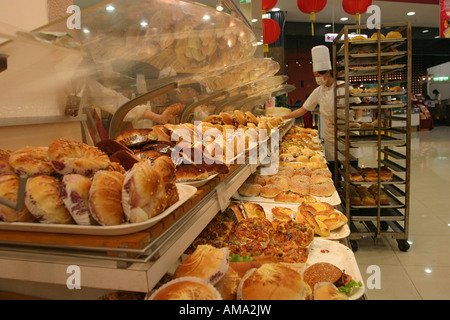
[148,239,364,300]
[228,201,349,241]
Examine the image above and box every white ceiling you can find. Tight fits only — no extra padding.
[272,0,440,29]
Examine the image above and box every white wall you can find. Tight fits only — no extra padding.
[428,61,450,100]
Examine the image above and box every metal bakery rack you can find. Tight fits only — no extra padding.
[332,22,412,252]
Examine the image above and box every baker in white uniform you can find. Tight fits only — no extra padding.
[282,45,362,176]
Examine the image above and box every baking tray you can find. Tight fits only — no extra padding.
[348,135,406,147]
[0,184,197,236]
[253,202,350,241]
[306,238,365,300]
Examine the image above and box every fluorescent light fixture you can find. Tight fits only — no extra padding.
[407,12,416,16]
[340,17,349,21]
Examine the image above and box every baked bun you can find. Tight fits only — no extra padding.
[371,33,386,40]
[233,110,247,125]
[215,266,241,300]
[310,177,336,197]
[237,263,307,300]
[149,277,222,300]
[95,139,134,157]
[174,245,229,285]
[110,150,142,172]
[0,173,35,222]
[0,149,15,174]
[238,183,262,197]
[313,282,348,300]
[48,139,111,177]
[260,184,282,198]
[386,31,402,39]
[176,164,209,181]
[122,161,168,223]
[267,175,290,191]
[289,177,310,195]
[9,146,55,177]
[303,262,343,289]
[245,111,259,125]
[220,112,235,126]
[350,35,366,41]
[25,175,74,224]
[60,174,95,225]
[88,171,125,226]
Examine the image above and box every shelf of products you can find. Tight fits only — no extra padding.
[332,23,412,253]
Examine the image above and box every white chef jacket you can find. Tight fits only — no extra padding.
[302,81,360,161]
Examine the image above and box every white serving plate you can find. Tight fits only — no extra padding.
[232,190,341,206]
[238,202,350,241]
[305,238,365,300]
[0,184,197,236]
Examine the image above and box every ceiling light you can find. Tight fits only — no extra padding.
[424,268,432,274]
[203,14,211,21]
[340,17,349,21]
[140,21,148,27]
[106,5,115,12]
[423,29,429,33]
[325,24,332,28]
[272,8,281,12]
[407,12,416,16]
[216,2,224,12]
[251,18,258,23]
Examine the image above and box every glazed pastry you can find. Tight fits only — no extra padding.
[60,174,95,225]
[89,171,125,226]
[0,173,35,222]
[0,149,14,174]
[25,175,74,224]
[9,146,55,177]
[48,138,111,177]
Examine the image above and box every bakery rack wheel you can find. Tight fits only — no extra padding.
[397,239,410,252]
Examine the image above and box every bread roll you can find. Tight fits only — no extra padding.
[215,266,241,300]
[386,31,402,39]
[9,146,55,177]
[313,282,348,300]
[25,175,74,224]
[89,171,125,226]
[176,164,209,181]
[267,175,290,191]
[60,174,95,225]
[149,277,222,300]
[303,262,343,289]
[122,161,169,223]
[260,184,282,198]
[237,263,307,300]
[0,173,35,222]
[48,139,111,177]
[238,183,262,197]
[151,156,179,207]
[233,110,247,125]
[0,149,15,174]
[174,245,229,285]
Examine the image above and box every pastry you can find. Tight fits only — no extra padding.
[267,175,290,191]
[0,149,15,174]
[89,171,125,226]
[356,186,376,206]
[349,172,364,181]
[233,110,247,125]
[115,129,158,148]
[60,174,95,225]
[0,173,35,222]
[310,178,336,197]
[237,183,262,197]
[176,164,209,181]
[25,175,74,224]
[242,202,266,219]
[289,178,310,195]
[9,146,55,177]
[110,150,142,172]
[48,138,111,177]
[151,156,179,207]
[271,207,295,221]
[386,31,402,39]
[149,277,222,300]
[260,184,282,198]
[245,111,259,125]
[274,191,310,203]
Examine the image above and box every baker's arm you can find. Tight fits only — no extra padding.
[282,106,309,120]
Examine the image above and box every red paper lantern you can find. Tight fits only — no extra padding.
[342,0,372,25]
[262,0,278,11]
[262,18,281,44]
[297,0,327,36]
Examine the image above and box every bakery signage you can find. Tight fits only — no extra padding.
[440,0,450,38]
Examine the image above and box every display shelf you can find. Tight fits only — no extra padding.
[333,22,411,252]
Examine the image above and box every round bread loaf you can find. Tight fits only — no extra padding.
[0,149,14,174]
[88,171,125,226]
[260,184,282,198]
[9,146,55,177]
[48,139,111,177]
[237,183,262,197]
[60,174,95,225]
[174,245,229,285]
[0,173,35,222]
[122,161,167,223]
[237,263,307,300]
[149,277,222,300]
[25,175,74,224]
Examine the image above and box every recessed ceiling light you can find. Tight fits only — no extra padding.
[424,268,432,274]
[407,12,416,16]
[423,29,430,33]
[272,8,281,12]
[140,21,148,27]
[106,5,115,12]
[251,19,258,23]
[341,17,349,21]
[325,24,332,28]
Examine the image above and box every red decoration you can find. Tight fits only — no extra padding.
[297,0,327,35]
[342,0,372,26]
[262,0,278,11]
[262,18,281,44]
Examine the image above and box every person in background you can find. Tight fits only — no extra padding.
[282,45,362,178]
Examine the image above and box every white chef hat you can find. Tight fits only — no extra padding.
[311,45,332,72]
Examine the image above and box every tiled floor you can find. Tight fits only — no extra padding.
[352,126,450,300]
